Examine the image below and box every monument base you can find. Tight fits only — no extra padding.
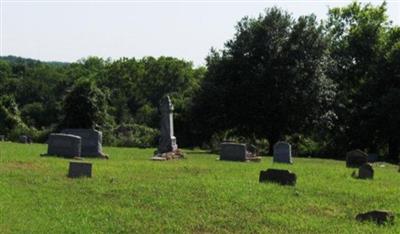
[151,148,185,161]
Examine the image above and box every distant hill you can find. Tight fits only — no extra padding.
[0,55,69,67]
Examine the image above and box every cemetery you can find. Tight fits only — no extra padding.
[1,141,400,233]
[1,1,400,233]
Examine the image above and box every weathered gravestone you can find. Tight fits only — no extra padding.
[47,133,81,158]
[0,135,4,141]
[346,149,367,168]
[358,163,374,179]
[19,135,28,144]
[356,210,394,225]
[259,169,296,186]
[273,141,292,163]
[68,161,92,178]
[220,143,247,161]
[367,153,379,162]
[152,96,183,160]
[61,129,106,157]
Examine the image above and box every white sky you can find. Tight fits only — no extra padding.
[1,0,399,66]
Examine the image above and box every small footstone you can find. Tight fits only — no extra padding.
[356,210,394,225]
[259,169,296,186]
[68,161,92,178]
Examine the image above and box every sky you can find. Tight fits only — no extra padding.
[1,0,399,66]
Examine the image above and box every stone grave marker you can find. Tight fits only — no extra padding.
[346,149,367,168]
[273,141,293,163]
[152,96,183,160]
[47,133,81,158]
[259,169,296,186]
[68,161,92,178]
[356,210,394,225]
[157,95,178,154]
[19,135,28,144]
[367,153,379,162]
[220,143,247,161]
[0,135,4,141]
[61,129,106,157]
[358,163,374,179]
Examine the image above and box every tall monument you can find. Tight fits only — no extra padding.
[157,95,178,154]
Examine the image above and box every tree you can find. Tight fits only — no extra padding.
[325,2,400,161]
[61,78,112,129]
[192,8,335,154]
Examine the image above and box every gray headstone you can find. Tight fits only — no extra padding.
[273,141,292,163]
[346,149,367,168]
[157,96,178,154]
[358,163,374,179]
[47,133,81,158]
[367,153,379,162]
[220,143,247,161]
[19,135,28,144]
[68,161,92,178]
[259,169,296,186]
[61,129,105,157]
[0,135,4,141]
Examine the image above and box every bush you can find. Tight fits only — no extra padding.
[114,124,159,148]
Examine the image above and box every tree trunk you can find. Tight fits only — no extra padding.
[388,139,399,163]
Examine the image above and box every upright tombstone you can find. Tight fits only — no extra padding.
[346,149,367,168]
[19,135,28,144]
[273,141,293,163]
[0,135,5,141]
[220,143,247,161]
[152,96,184,160]
[61,129,106,158]
[367,153,379,162]
[157,96,178,154]
[47,133,81,158]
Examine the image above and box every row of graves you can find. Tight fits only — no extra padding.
[24,95,395,225]
[219,142,394,224]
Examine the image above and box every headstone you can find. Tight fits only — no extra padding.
[259,169,296,186]
[273,141,292,163]
[356,210,394,225]
[19,135,28,144]
[346,149,367,168]
[0,135,4,141]
[358,163,374,179]
[220,143,246,161]
[157,96,178,154]
[68,161,92,178]
[47,133,81,158]
[61,129,105,157]
[367,153,379,162]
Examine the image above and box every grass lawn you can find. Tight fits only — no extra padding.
[1,142,399,233]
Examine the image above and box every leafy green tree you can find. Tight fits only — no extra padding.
[192,8,335,154]
[61,78,113,129]
[325,2,400,161]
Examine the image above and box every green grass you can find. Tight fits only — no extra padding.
[1,142,400,233]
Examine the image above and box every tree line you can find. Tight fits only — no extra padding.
[0,2,399,161]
